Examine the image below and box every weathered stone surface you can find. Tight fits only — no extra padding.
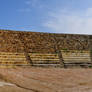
[0,30,90,53]
[0,30,91,66]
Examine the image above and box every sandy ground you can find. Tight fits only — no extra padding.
[0,67,91,92]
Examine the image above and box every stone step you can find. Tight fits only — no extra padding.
[0,61,27,63]
[0,52,25,55]
[32,62,60,64]
[30,55,58,57]
[63,58,90,60]
[32,60,59,62]
[63,57,90,59]
[0,58,59,61]
[30,57,59,59]
[0,57,26,59]
[64,60,91,63]
[62,55,90,57]
[0,56,25,58]
[0,62,27,64]
[29,53,58,56]
[64,63,92,68]
[61,50,90,53]
[0,58,26,60]
[31,58,59,61]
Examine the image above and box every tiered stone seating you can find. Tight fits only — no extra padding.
[62,50,91,67]
[29,53,60,64]
[0,52,60,66]
[0,30,90,67]
[0,52,28,66]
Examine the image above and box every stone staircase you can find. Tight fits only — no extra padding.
[0,52,60,67]
[62,50,92,67]
[29,53,60,64]
[0,52,28,66]
[0,50,91,68]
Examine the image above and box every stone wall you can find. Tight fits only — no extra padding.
[0,30,90,53]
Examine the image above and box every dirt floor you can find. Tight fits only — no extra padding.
[0,67,92,92]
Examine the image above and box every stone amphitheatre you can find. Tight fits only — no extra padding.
[0,29,91,67]
[0,30,92,92]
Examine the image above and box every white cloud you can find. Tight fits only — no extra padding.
[25,0,38,7]
[18,8,31,12]
[18,0,38,13]
[86,8,92,17]
[25,0,44,8]
[44,8,92,34]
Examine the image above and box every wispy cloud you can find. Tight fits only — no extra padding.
[18,0,43,13]
[18,8,31,12]
[25,0,44,8]
[25,0,38,7]
[44,8,92,34]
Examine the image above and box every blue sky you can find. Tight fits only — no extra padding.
[1,0,92,34]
